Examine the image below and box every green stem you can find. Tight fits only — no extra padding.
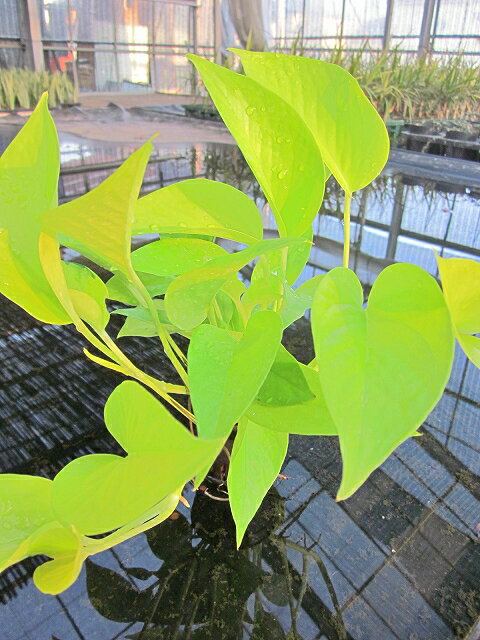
[100,330,195,423]
[212,298,223,327]
[84,512,170,555]
[128,268,189,386]
[343,192,352,269]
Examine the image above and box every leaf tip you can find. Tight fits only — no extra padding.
[186,53,202,65]
[235,529,245,550]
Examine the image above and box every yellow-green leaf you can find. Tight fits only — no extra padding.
[63,262,109,332]
[247,364,337,435]
[188,311,283,440]
[0,474,54,571]
[187,55,325,237]
[229,417,288,547]
[131,237,228,276]
[312,264,454,500]
[52,381,223,534]
[42,141,153,275]
[0,94,69,323]
[234,49,389,194]
[165,237,305,330]
[436,255,480,367]
[133,178,263,244]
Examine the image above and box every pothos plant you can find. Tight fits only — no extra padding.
[0,51,479,596]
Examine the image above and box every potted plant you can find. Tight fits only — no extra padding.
[0,51,478,595]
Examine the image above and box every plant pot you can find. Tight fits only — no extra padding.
[445,130,478,142]
[444,130,479,161]
[403,122,434,135]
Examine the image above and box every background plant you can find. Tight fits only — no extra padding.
[0,51,478,595]
[228,44,479,124]
[0,68,75,110]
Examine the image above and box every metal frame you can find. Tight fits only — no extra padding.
[1,0,479,96]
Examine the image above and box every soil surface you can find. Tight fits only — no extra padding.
[0,94,234,146]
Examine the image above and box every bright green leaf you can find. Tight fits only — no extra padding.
[38,233,116,360]
[188,310,283,440]
[215,290,236,327]
[117,315,157,338]
[131,237,228,277]
[242,273,284,313]
[0,475,86,595]
[42,141,153,274]
[247,364,337,435]
[106,271,173,305]
[256,345,314,406]
[165,237,306,330]
[280,275,324,327]
[436,255,480,367]
[52,381,223,534]
[63,262,109,332]
[0,474,54,571]
[113,299,169,324]
[114,300,189,338]
[31,526,83,594]
[228,417,288,547]
[187,55,325,237]
[285,227,313,284]
[234,49,389,194]
[311,264,454,500]
[133,178,263,244]
[0,94,69,323]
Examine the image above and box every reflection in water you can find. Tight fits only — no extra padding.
[0,134,478,639]
[83,485,350,640]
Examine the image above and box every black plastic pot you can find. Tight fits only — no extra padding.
[403,123,435,152]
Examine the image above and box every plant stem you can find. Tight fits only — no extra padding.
[100,330,195,423]
[343,192,352,269]
[212,298,223,327]
[128,267,189,386]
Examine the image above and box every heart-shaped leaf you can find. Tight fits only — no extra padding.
[165,237,306,330]
[0,94,69,323]
[247,363,337,435]
[256,345,314,406]
[52,381,223,534]
[42,141,153,275]
[133,178,263,244]
[31,525,83,594]
[436,255,480,367]
[0,475,55,571]
[187,55,325,237]
[234,49,389,195]
[0,475,85,595]
[53,454,184,536]
[188,310,283,440]
[312,264,454,500]
[228,417,288,547]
